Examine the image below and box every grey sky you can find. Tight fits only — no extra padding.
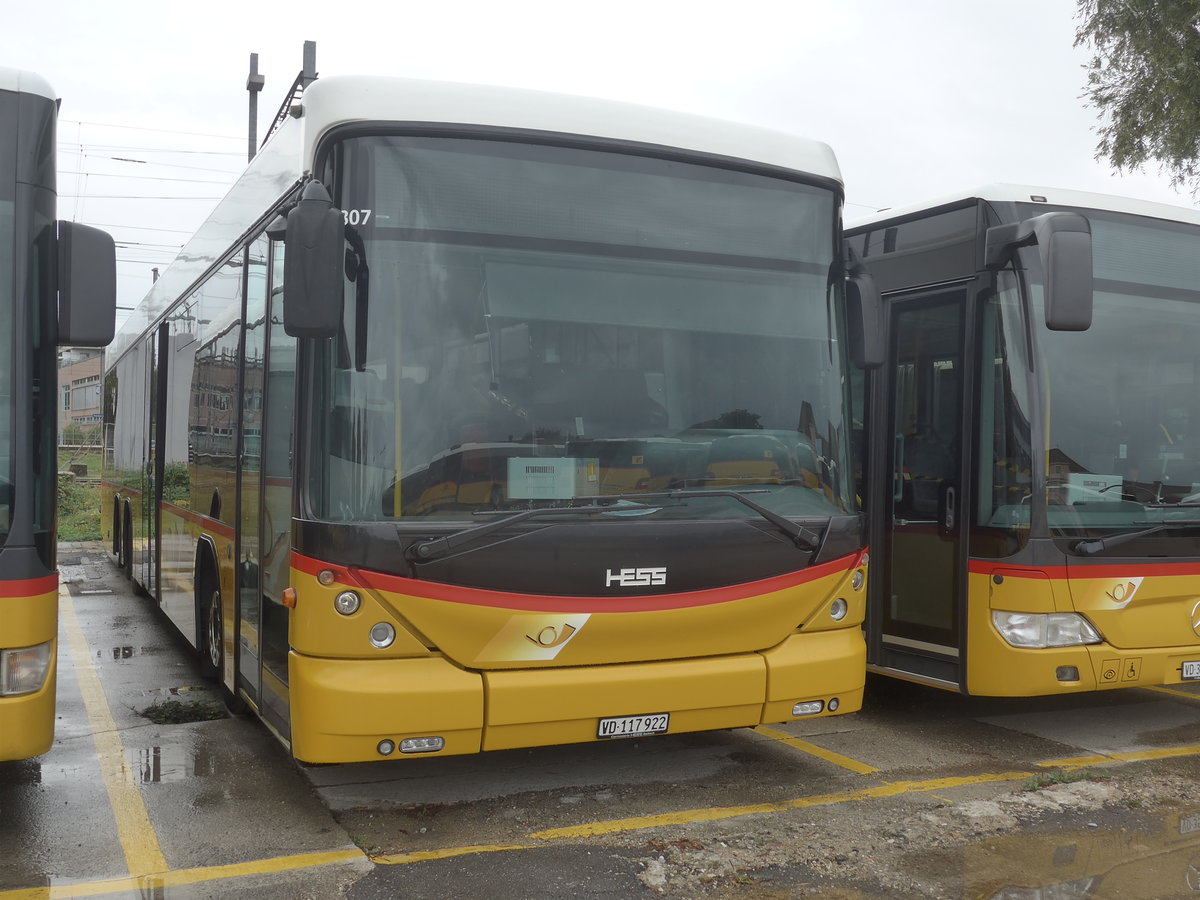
[1,0,1189,318]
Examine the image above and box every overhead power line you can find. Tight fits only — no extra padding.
[59,118,243,141]
[59,194,224,200]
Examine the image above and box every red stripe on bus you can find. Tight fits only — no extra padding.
[159,502,236,540]
[0,574,58,598]
[292,550,864,613]
[968,559,1200,579]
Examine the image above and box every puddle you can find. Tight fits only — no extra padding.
[127,743,219,784]
[951,806,1200,898]
[104,645,166,661]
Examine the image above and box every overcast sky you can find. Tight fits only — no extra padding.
[2,0,1192,320]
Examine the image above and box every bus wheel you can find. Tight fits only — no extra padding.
[205,585,223,678]
[121,505,133,578]
[196,558,221,680]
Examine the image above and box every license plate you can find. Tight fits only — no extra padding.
[597,712,669,739]
[1183,661,1200,681]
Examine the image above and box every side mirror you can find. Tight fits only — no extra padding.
[985,211,1092,331]
[57,221,116,347]
[282,180,344,338]
[845,246,884,368]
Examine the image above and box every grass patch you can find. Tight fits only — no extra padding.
[57,476,102,541]
[139,699,228,724]
[1023,768,1111,791]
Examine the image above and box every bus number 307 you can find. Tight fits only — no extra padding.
[343,209,372,225]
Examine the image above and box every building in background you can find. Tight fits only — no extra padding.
[58,347,104,454]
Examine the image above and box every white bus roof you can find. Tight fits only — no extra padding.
[0,66,55,100]
[295,77,841,183]
[111,76,843,356]
[848,183,1200,230]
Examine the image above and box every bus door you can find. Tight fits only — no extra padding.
[873,288,967,687]
[143,323,168,601]
[135,331,160,596]
[235,240,267,707]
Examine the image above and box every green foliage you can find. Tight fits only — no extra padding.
[140,698,227,724]
[163,461,190,504]
[1075,0,1200,190]
[57,475,101,541]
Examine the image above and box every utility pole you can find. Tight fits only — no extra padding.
[302,41,316,89]
[246,53,265,163]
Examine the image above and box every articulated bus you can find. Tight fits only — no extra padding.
[102,75,879,763]
[0,67,115,760]
[848,184,1200,696]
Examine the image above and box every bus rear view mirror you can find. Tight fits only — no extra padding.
[283,180,344,338]
[985,211,1093,332]
[845,247,884,368]
[56,221,116,347]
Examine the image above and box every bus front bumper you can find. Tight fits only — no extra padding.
[287,628,865,764]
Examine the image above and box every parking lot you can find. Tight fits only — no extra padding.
[2,542,1200,898]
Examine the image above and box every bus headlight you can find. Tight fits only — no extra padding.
[369,622,396,649]
[1,642,53,696]
[992,611,1102,648]
[334,591,361,616]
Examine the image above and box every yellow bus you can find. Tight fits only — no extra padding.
[0,67,115,760]
[848,185,1200,696]
[103,73,878,763]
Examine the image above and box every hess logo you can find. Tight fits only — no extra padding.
[605,567,667,588]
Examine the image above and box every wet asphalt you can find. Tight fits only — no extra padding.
[2,542,1199,898]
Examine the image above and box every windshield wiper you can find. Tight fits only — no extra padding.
[407,500,680,562]
[587,488,823,551]
[1071,520,1200,556]
[407,489,822,563]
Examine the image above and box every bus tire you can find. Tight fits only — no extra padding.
[111,498,121,558]
[196,552,221,680]
[121,504,133,579]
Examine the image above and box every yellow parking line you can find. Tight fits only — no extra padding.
[1142,685,1200,702]
[59,591,168,876]
[754,725,879,774]
[1036,754,1111,769]
[1037,743,1200,769]
[529,770,1033,840]
[0,849,364,900]
[1109,743,1200,763]
[373,844,534,865]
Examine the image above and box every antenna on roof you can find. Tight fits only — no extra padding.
[263,40,317,149]
[246,52,265,163]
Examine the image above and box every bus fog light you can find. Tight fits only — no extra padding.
[377,739,395,756]
[992,611,1102,648]
[830,598,848,621]
[1056,666,1080,682]
[369,622,396,648]
[334,591,361,616]
[792,700,825,716]
[400,736,445,754]
[1,642,53,696]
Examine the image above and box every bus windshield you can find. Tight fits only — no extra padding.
[308,136,852,523]
[1036,208,1200,534]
